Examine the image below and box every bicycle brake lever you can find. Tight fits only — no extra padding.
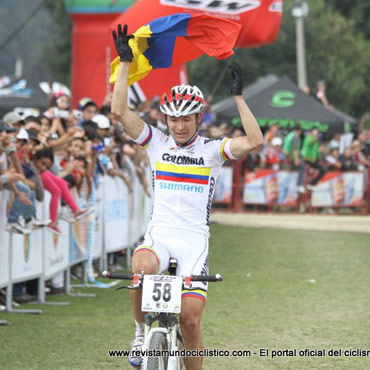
[115,285,141,291]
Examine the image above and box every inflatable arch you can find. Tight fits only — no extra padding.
[65,0,282,107]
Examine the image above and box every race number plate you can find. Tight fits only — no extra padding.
[142,275,182,313]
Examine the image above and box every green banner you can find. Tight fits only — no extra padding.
[65,0,134,13]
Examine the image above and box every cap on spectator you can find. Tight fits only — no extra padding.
[328,141,340,150]
[272,137,283,146]
[78,97,93,110]
[16,128,29,141]
[92,114,110,129]
[26,129,40,144]
[3,111,23,126]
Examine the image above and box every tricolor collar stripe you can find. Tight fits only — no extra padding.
[177,134,198,148]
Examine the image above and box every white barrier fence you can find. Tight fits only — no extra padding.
[0,166,153,313]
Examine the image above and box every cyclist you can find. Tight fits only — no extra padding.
[111,24,263,369]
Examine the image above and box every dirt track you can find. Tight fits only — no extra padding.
[211,212,370,234]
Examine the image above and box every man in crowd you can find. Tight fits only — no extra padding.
[300,128,326,189]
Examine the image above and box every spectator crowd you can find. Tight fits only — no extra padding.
[1,85,370,236]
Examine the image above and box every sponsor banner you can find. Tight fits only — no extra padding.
[311,172,364,207]
[11,230,43,281]
[243,170,299,206]
[104,175,130,252]
[0,191,9,287]
[0,231,9,287]
[44,220,69,279]
[42,196,69,278]
[160,0,261,15]
[277,171,299,206]
[70,185,89,263]
[213,166,233,203]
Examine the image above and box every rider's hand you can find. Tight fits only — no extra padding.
[228,62,243,96]
[112,24,134,62]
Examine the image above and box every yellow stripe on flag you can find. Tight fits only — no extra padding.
[109,25,153,86]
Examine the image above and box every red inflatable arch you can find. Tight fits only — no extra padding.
[67,0,282,107]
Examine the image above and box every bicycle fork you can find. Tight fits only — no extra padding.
[141,314,181,370]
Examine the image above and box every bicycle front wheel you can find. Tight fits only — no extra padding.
[147,332,168,370]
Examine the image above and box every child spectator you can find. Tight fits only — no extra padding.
[33,148,92,236]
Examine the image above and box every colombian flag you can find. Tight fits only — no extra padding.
[110,13,241,86]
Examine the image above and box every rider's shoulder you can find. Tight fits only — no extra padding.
[199,136,228,145]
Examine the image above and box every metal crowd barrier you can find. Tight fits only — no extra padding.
[0,162,153,316]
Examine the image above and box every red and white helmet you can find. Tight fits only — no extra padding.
[160,84,205,117]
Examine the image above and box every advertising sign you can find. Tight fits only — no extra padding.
[243,169,299,206]
[311,172,364,207]
[214,167,233,204]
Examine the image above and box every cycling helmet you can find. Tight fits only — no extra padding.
[160,84,205,117]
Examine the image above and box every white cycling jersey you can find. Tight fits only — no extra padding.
[135,122,236,236]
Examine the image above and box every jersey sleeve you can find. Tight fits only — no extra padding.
[206,137,236,166]
[134,121,168,155]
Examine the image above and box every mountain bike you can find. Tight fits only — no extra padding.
[103,258,223,370]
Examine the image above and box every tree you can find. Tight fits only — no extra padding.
[188,0,370,118]
[42,0,72,85]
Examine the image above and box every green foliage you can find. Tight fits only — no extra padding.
[189,0,370,118]
[41,0,72,85]
[331,0,370,40]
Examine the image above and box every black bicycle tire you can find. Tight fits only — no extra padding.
[176,333,185,369]
[147,332,168,370]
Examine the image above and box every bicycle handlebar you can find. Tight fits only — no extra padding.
[102,271,223,282]
[191,274,223,282]
[102,271,133,280]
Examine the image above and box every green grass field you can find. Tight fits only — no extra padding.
[1,225,370,369]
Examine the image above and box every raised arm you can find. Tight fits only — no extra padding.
[111,24,144,140]
[227,62,264,158]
